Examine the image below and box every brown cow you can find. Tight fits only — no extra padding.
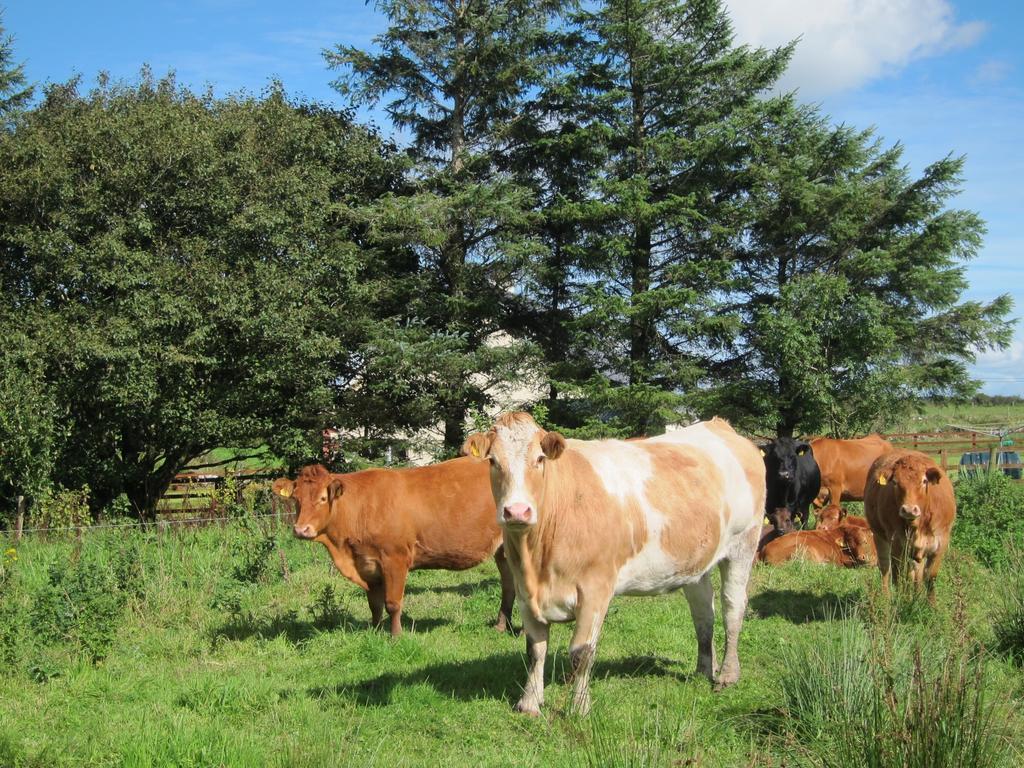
[272,460,515,636]
[864,450,956,601]
[813,505,871,532]
[811,434,894,507]
[758,522,875,567]
[463,412,765,715]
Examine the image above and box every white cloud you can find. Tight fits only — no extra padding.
[971,335,1024,396]
[970,58,1014,86]
[724,0,986,98]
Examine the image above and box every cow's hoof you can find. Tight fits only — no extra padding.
[514,701,542,717]
[713,676,738,692]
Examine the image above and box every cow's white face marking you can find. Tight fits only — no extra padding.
[489,419,546,527]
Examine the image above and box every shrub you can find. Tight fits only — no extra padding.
[31,485,91,532]
[30,553,126,662]
[0,547,25,669]
[952,472,1024,568]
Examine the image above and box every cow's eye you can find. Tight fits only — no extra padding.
[535,455,545,467]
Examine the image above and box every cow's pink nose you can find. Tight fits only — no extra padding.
[900,505,921,519]
[293,523,317,539]
[503,503,533,524]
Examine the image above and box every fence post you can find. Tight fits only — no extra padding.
[940,449,949,476]
[989,443,999,476]
[15,495,25,542]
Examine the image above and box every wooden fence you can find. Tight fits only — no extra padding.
[884,430,1023,479]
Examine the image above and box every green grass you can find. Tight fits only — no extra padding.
[885,402,1024,435]
[1,527,1021,767]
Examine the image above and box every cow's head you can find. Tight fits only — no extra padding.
[814,505,847,531]
[875,459,943,523]
[761,438,811,488]
[837,521,875,565]
[768,506,795,534]
[462,412,565,529]
[272,464,343,540]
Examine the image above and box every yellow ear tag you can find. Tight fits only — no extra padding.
[279,487,290,498]
[470,444,480,458]
[797,449,806,456]
[759,448,766,457]
[763,516,770,526]
[877,475,887,486]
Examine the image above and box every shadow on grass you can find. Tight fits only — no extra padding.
[212,611,452,644]
[307,652,696,708]
[749,589,860,624]
[403,577,500,597]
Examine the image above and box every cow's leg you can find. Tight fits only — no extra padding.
[682,574,716,682]
[493,545,516,633]
[567,588,611,716]
[923,548,946,605]
[888,538,906,590]
[367,580,386,629]
[380,556,410,637]
[716,535,757,690]
[875,537,893,594]
[516,612,549,716]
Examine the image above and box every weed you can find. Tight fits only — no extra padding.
[228,514,277,585]
[992,545,1024,665]
[29,553,125,662]
[309,583,349,631]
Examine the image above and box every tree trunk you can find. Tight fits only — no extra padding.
[444,404,467,454]
[630,220,653,386]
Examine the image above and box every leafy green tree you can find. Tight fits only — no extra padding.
[525,0,791,436]
[0,12,33,124]
[327,0,559,451]
[700,103,1014,436]
[0,72,408,517]
[0,318,63,518]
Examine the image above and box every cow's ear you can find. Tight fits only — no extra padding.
[272,479,295,499]
[461,432,493,460]
[540,431,566,460]
[925,467,942,485]
[327,478,344,501]
[795,442,810,456]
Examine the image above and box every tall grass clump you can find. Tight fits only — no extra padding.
[778,605,1009,767]
[993,545,1024,665]
[952,471,1024,568]
[571,705,701,768]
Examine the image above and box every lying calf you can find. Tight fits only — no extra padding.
[758,522,875,567]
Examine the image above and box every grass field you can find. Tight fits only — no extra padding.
[1,514,1022,767]
[885,402,1024,434]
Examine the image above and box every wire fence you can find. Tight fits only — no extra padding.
[11,510,292,536]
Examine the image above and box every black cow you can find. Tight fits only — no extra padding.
[760,438,821,532]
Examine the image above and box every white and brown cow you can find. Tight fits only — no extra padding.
[463,412,765,716]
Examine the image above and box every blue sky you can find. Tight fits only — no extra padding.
[5,0,1022,394]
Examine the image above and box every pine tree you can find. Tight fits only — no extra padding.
[701,102,1014,436]
[0,12,33,124]
[327,0,560,452]
[528,0,791,436]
